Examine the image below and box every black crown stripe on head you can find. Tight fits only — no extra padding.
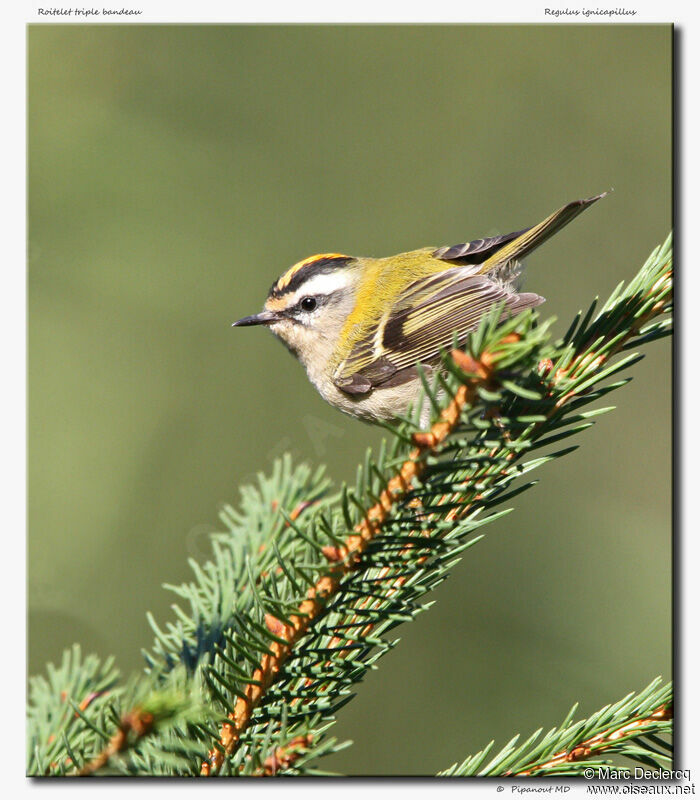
[270,253,354,298]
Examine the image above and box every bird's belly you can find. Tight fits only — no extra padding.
[315,372,436,426]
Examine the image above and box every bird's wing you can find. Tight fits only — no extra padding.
[332,266,544,395]
[432,229,528,264]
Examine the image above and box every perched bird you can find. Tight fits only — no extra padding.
[233,194,605,424]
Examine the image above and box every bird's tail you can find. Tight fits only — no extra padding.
[479,192,608,272]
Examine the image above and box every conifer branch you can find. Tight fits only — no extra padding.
[197,339,575,773]
[440,677,673,777]
[27,235,672,777]
[260,734,315,776]
[201,335,521,774]
[198,234,672,775]
[512,701,672,776]
[76,707,156,776]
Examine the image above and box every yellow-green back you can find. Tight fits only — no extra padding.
[334,248,447,367]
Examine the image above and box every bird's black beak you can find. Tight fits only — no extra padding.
[232,311,281,327]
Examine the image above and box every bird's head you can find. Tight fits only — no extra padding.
[232,253,360,371]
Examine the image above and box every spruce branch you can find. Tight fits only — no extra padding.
[27,647,211,776]
[71,671,212,776]
[75,706,156,776]
[27,645,121,775]
[439,677,672,777]
[201,334,524,774]
[260,734,315,776]
[195,234,671,775]
[27,235,672,776]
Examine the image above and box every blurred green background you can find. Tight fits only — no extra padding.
[28,25,671,775]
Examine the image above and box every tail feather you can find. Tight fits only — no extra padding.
[479,192,608,272]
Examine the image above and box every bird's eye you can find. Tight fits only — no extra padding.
[300,296,317,312]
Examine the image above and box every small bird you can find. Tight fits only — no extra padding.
[233,194,605,425]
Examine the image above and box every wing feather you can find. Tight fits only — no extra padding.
[333,267,544,395]
[432,229,528,263]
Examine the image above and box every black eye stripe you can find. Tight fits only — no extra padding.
[279,292,334,322]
